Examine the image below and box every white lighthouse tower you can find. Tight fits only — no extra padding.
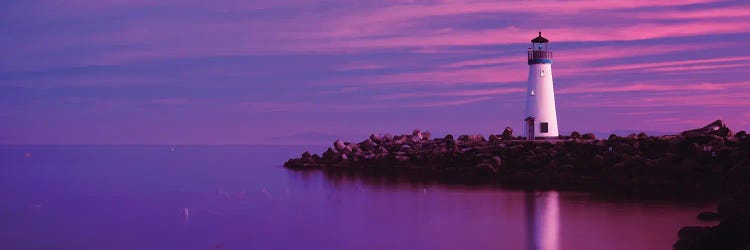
[524,32,559,140]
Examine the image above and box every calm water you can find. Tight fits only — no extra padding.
[0,145,715,250]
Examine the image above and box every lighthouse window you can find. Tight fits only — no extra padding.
[540,123,549,133]
[530,90,535,96]
[540,69,545,77]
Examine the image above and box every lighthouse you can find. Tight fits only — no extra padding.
[524,32,559,140]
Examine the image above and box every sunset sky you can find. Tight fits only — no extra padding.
[2,0,749,144]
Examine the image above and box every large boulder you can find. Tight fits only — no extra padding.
[490,156,502,170]
[681,120,733,137]
[421,131,432,140]
[501,127,514,140]
[608,134,618,141]
[735,131,747,139]
[333,139,346,151]
[369,134,383,144]
[444,134,456,149]
[489,134,500,142]
[393,135,407,144]
[570,131,581,140]
[358,139,377,151]
[637,132,648,138]
[458,135,484,143]
[582,133,596,140]
[383,134,394,143]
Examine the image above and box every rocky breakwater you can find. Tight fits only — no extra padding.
[286,121,745,188]
[285,120,750,249]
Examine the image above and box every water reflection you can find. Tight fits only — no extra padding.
[525,191,560,250]
[283,168,713,250]
[309,170,564,250]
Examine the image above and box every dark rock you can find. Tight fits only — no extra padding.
[384,134,394,143]
[678,226,711,240]
[458,135,484,143]
[490,156,502,170]
[358,139,376,150]
[626,133,638,140]
[735,131,747,139]
[681,120,733,137]
[422,131,431,140]
[322,147,339,162]
[334,139,346,151]
[341,144,353,154]
[489,134,500,142]
[697,211,721,221]
[370,134,383,144]
[582,133,596,140]
[608,134,618,141]
[591,155,606,168]
[570,131,581,139]
[501,127,514,140]
[474,162,495,173]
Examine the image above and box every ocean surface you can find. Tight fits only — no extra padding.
[0,145,715,250]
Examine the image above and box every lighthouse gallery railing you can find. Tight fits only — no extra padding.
[528,50,552,60]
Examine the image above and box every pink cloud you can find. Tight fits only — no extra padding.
[614,110,677,116]
[557,82,742,94]
[403,96,494,108]
[329,0,715,38]
[318,87,361,94]
[563,91,750,108]
[646,63,750,72]
[558,43,727,63]
[315,20,750,53]
[334,62,386,71]
[149,98,193,105]
[634,5,750,19]
[348,66,523,86]
[374,87,525,100]
[443,42,725,71]
[441,57,523,68]
[12,0,745,68]
[570,56,750,74]
[240,96,496,113]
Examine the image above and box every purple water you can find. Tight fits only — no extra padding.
[0,145,715,250]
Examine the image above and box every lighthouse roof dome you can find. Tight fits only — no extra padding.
[531,32,549,43]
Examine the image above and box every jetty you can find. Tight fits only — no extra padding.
[283,120,750,250]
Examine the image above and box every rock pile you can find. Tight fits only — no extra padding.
[286,120,746,187]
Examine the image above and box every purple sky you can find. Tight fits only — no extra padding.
[2,0,750,144]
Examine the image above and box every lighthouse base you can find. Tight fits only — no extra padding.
[527,136,559,141]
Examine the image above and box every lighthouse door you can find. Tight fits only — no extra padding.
[525,117,535,140]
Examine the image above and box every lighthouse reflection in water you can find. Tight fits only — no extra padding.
[525,191,560,250]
